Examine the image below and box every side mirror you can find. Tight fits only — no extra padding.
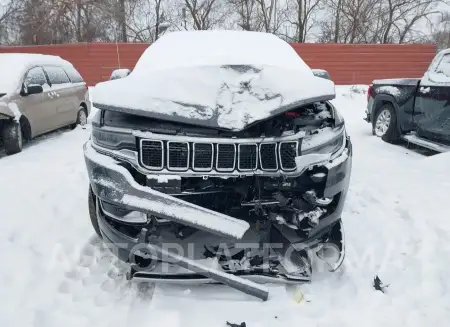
[22,84,43,96]
[110,68,131,80]
[312,69,331,80]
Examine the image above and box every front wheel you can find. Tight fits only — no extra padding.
[72,106,87,129]
[373,104,399,142]
[2,121,23,155]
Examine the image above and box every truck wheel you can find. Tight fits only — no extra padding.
[88,186,102,238]
[2,120,23,155]
[373,104,399,142]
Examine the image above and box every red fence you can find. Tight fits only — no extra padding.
[0,42,436,85]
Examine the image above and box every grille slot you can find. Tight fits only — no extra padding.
[238,144,258,171]
[167,141,189,171]
[140,140,163,170]
[193,143,213,171]
[279,141,298,170]
[259,143,278,171]
[216,144,236,171]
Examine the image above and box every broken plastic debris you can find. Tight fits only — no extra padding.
[226,321,246,327]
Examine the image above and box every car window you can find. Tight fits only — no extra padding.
[63,66,84,83]
[44,66,70,85]
[24,67,48,87]
[435,54,450,78]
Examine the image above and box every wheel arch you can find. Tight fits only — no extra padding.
[371,95,402,133]
[79,101,87,111]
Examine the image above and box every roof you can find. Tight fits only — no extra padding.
[0,53,72,67]
[0,53,73,93]
[133,30,312,74]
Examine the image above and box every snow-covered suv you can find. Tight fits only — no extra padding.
[84,31,352,300]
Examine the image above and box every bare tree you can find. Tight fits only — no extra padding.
[319,0,446,44]
[283,0,323,42]
[253,0,286,33]
[429,12,450,50]
[228,0,261,31]
[0,0,22,44]
[180,0,229,30]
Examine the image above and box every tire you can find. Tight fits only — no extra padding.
[2,120,23,155]
[72,106,87,129]
[372,103,399,142]
[88,186,102,238]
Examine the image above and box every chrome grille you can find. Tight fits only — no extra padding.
[216,144,236,171]
[167,142,189,171]
[140,140,163,170]
[259,143,277,171]
[193,143,213,171]
[279,141,298,170]
[238,144,258,171]
[139,139,299,172]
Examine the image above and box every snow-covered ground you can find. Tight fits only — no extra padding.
[1,86,450,326]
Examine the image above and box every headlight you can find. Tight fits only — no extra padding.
[301,126,346,156]
[92,127,137,150]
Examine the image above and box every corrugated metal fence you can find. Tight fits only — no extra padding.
[0,42,436,85]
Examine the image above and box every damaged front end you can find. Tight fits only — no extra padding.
[84,100,352,300]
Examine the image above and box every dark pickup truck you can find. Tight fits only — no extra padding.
[365,48,450,152]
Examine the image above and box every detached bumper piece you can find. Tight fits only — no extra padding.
[84,137,351,300]
[84,143,250,240]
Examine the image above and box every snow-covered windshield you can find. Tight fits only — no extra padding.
[132,31,313,74]
[436,54,450,78]
[425,50,450,85]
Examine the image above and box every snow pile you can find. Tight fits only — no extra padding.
[92,31,335,131]
[377,85,401,97]
[133,31,312,72]
[372,78,420,85]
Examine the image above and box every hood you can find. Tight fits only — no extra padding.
[92,64,335,131]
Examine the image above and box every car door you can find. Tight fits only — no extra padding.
[413,49,450,144]
[14,66,56,137]
[43,65,75,128]
[63,65,88,123]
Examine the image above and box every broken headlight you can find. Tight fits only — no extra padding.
[92,127,137,151]
[301,125,345,156]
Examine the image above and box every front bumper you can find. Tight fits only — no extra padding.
[84,136,352,270]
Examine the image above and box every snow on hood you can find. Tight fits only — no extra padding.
[92,31,335,131]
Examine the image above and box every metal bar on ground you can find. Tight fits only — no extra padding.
[135,229,270,301]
